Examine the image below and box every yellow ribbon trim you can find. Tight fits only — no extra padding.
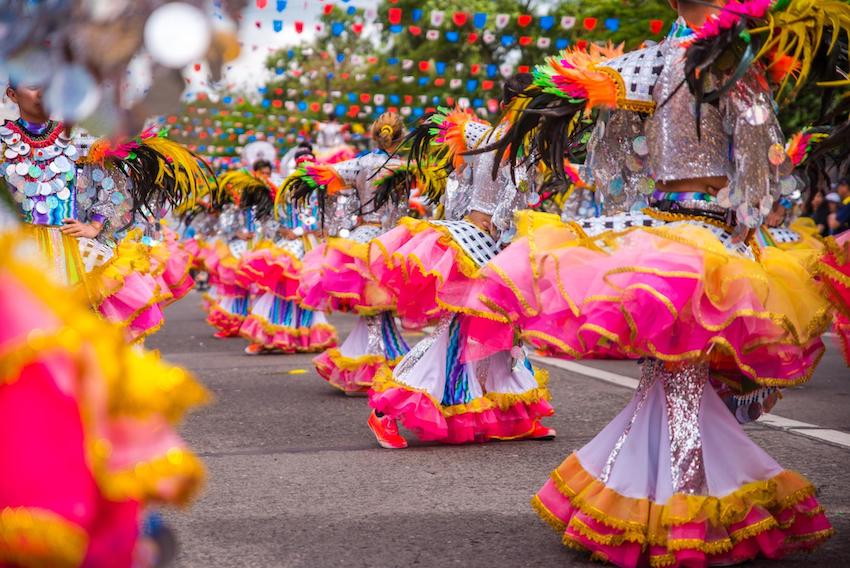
[543,453,818,548]
[0,507,88,568]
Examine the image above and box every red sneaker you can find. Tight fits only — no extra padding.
[367,410,408,449]
[244,343,264,355]
[526,421,557,440]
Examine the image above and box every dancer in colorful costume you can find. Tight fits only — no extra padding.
[456,0,849,564]
[0,199,208,567]
[239,146,338,354]
[364,77,557,449]
[290,113,411,394]
[201,167,270,338]
[1,81,213,343]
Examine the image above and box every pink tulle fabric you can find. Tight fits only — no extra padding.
[240,316,336,353]
[160,236,195,303]
[368,222,480,327]
[369,386,554,444]
[237,247,301,299]
[298,242,394,314]
[821,232,850,365]
[97,271,165,342]
[313,349,387,393]
[453,230,824,385]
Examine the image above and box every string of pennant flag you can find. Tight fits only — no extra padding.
[256,2,667,37]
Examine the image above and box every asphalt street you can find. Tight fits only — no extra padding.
[151,294,850,568]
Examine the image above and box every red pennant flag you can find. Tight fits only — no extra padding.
[446,97,455,107]
[323,4,333,15]
[404,95,413,104]
[649,19,664,34]
[517,14,532,28]
[294,21,304,33]
[576,39,589,50]
[352,23,364,34]
[435,78,446,86]
[274,87,283,95]
[272,100,283,108]
[341,72,350,79]
[517,65,530,73]
[309,102,321,112]
[467,32,478,43]
[349,105,361,116]
[482,80,495,90]
[193,63,201,71]
[359,93,371,103]
[470,64,480,74]
[583,18,597,31]
[388,8,402,24]
[519,36,532,46]
[409,25,422,36]
[453,12,468,26]
[418,60,430,71]
[256,0,267,7]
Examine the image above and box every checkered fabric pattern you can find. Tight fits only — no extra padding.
[349,225,382,244]
[767,227,801,244]
[431,220,500,267]
[229,240,248,258]
[599,44,665,107]
[278,237,306,259]
[78,237,113,272]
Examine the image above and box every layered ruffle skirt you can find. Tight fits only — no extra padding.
[0,231,207,567]
[237,240,337,352]
[369,314,553,444]
[452,212,836,564]
[314,312,409,393]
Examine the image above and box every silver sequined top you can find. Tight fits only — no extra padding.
[329,150,404,229]
[587,23,789,227]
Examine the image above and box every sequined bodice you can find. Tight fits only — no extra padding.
[334,151,401,226]
[0,120,79,225]
[645,38,731,184]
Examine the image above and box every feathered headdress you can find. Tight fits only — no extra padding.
[84,127,218,224]
[216,169,276,219]
[403,106,489,204]
[467,43,623,184]
[683,0,850,118]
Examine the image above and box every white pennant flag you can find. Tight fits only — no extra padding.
[455,63,465,73]
[364,105,372,113]
[537,37,551,48]
[482,30,496,44]
[418,95,428,104]
[402,76,414,84]
[373,94,385,105]
[322,103,334,114]
[400,106,412,117]
[401,59,414,70]
[430,10,445,26]
[458,97,470,108]
[364,8,378,22]
[561,16,576,29]
[449,79,462,89]
[287,88,297,97]
[426,29,440,41]
[330,91,341,98]
[499,63,514,77]
[351,55,364,65]
[355,73,365,81]
[495,14,510,29]
[284,101,296,111]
